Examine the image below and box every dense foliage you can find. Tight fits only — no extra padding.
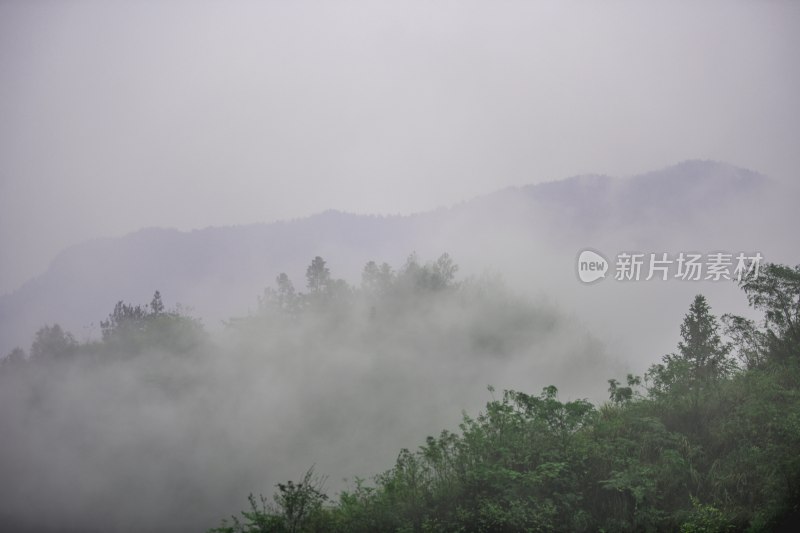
[2,258,798,532]
[210,264,800,532]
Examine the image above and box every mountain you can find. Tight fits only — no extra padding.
[0,160,794,358]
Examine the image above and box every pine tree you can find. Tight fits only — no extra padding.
[305,256,331,295]
[647,295,734,408]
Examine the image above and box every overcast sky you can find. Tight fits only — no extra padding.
[1,0,798,294]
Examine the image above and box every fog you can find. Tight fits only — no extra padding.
[0,258,621,532]
[0,176,796,529]
[1,0,799,294]
[1,1,799,532]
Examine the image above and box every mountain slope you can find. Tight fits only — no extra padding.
[0,160,792,357]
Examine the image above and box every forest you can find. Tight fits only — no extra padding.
[1,256,798,532]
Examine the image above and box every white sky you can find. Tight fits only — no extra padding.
[1,0,799,294]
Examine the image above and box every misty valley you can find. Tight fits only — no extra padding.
[1,253,799,532]
[3,1,800,530]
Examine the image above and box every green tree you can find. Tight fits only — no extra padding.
[273,467,329,533]
[733,263,800,362]
[608,374,643,404]
[721,314,768,369]
[210,468,328,533]
[647,295,734,408]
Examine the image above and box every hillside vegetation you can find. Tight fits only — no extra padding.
[1,257,798,532]
[210,263,800,532]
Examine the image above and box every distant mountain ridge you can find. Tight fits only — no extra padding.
[0,160,787,356]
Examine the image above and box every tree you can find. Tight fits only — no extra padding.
[397,252,459,292]
[275,274,296,307]
[305,256,331,295]
[647,295,733,408]
[29,324,77,362]
[721,314,768,369]
[210,468,328,533]
[432,252,458,289]
[733,263,800,362]
[101,300,149,341]
[608,374,643,404]
[273,467,329,533]
[676,295,734,385]
[100,292,205,354]
[361,261,394,297]
[259,273,299,315]
[150,290,165,314]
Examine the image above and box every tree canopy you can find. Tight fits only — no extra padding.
[211,262,800,533]
[2,258,799,532]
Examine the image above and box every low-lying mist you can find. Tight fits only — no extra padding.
[0,254,618,533]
